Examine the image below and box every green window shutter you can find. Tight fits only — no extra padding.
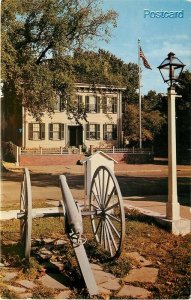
[103,124,106,140]
[86,124,90,140]
[60,124,64,140]
[113,97,117,113]
[65,95,71,113]
[112,125,117,140]
[40,123,45,140]
[60,95,65,111]
[49,124,53,140]
[28,123,33,140]
[96,96,100,113]
[96,124,100,140]
[85,96,89,112]
[102,97,107,113]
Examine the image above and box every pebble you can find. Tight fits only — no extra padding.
[99,278,121,291]
[17,292,33,299]
[38,273,69,290]
[90,263,103,271]
[16,279,36,289]
[55,290,72,299]
[117,284,151,299]
[54,239,67,246]
[43,238,55,244]
[6,285,26,293]
[2,272,17,281]
[124,267,159,283]
[126,252,152,267]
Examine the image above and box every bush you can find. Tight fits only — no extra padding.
[1,141,15,163]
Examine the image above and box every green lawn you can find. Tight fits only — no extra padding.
[1,210,190,299]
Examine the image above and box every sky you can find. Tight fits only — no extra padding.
[97,0,191,95]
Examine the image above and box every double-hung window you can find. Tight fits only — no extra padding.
[85,96,100,113]
[103,124,117,140]
[103,97,117,113]
[28,123,45,140]
[54,95,66,111]
[49,123,64,140]
[86,124,100,140]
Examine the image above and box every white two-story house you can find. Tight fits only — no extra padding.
[3,83,125,151]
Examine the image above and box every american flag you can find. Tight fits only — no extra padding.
[139,47,152,70]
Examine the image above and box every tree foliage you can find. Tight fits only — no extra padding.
[175,70,191,153]
[123,90,166,145]
[2,0,118,119]
[153,70,191,157]
[73,49,138,87]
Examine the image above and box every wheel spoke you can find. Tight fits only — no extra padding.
[104,201,118,213]
[105,219,118,251]
[93,217,102,236]
[90,203,99,210]
[92,189,101,208]
[106,215,121,238]
[105,222,113,256]
[100,220,104,245]
[98,172,102,205]
[94,180,102,204]
[103,173,110,205]
[104,186,116,209]
[107,213,121,223]
[102,169,105,204]
[103,221,108,251]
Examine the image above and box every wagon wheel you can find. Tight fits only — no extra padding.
[89,166,125,258]
[20,168,32,260]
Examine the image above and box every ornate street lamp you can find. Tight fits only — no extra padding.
[157,53,185,232]
[157,52,185,86]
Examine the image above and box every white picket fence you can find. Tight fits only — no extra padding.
[20,146,153,156]
[95,147,153,154]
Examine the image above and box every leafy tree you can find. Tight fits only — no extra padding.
[72,49,138,87]
[175,70,191,160]
[2,0,118,120]
[123,90,166,146]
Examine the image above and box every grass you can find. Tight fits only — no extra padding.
[0,287,17,299]
[32,285,55,299]
[1,210,190,299]
[0,198,57,211]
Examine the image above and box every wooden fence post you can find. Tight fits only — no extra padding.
[79,145,82,154]
[15,146,19,166]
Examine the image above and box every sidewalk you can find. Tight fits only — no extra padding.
[2,161,191,176]
[123,195,191,220]
[2,162,190,219]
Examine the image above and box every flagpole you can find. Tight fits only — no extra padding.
[138,39,142,149]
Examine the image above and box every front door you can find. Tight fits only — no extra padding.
[69,126,83,147]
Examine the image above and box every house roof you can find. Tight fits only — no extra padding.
[75,82,126,91]
[81,151,118,164]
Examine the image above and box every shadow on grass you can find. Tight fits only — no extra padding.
[1,242,26,267]
[125,209,167,230]
[1,171,84,190]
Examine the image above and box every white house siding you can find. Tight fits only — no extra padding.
[23,84,124,149]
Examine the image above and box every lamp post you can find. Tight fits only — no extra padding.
[157,52,185,220]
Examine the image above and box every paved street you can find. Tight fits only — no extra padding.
[1,162,190,220]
